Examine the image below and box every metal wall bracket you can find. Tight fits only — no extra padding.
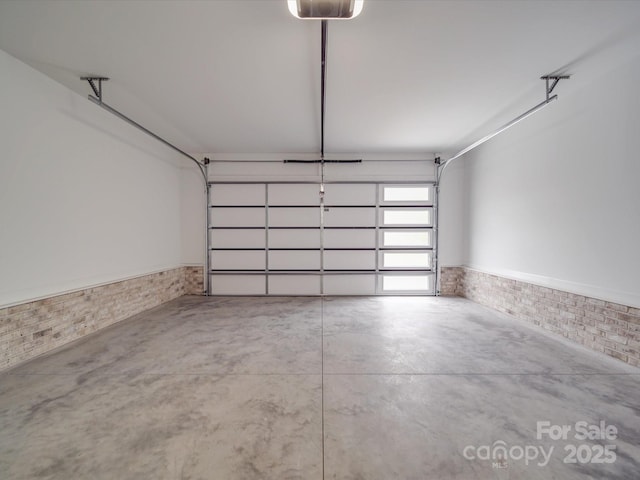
[80,76,109,103]
[541,75,570,100]
[437,73,572,184]
[81,75,207,180]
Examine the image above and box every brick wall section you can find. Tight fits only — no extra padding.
[184,266,204,295]
[450,267,640,368]
[439,266,463,296]
[0,266,204,372]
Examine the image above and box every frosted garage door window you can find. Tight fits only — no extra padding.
[383,186,430,202]
[382,252,431,269]
[382,275,431,292]
[382,209,431,226]
[382,230,431,248]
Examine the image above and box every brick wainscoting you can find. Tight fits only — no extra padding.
[439,266,640,367]
[439,267,463,296]
[0,266,204,371]
[184,265,205,295]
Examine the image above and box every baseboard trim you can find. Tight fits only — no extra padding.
[0,265,185,310]
[464,264,640,310]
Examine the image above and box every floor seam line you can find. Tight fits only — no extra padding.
[321,297,325,480]
[320,372,640,376]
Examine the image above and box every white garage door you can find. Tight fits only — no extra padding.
[208,182,435,295]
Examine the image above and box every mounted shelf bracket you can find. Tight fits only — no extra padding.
[541,74,571,100]
[81,76,109,103]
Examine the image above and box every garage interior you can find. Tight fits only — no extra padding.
[1,1,640,479]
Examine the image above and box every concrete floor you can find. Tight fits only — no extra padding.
[0,296,639,479]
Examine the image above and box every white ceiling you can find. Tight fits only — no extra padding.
[1,0,640,157]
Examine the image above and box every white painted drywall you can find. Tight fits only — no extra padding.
[0,49,184,307]
[463,54,640,308]
[437,158,466,267]
[180,167,206,266]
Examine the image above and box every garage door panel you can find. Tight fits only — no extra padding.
[380,208,433,227]
[380,273,435,294]
[210,207,265,227]
[211,229,266,249]
[269,229,321,249]
[268,250,321,270]
[379,251,433,270]
[323,184,376,205]
[324,275,376,295]
[269,275,321,295]
[324,207,376,227]
[210,250,265,270]
[269,207,320,227]
[208,182,436,296]
[379,184,434,206]
[210,184,265,206]
[380,229,432,248]
[324,250,376,270]
[210,275,266,295]
[269,184,320,206]
[324,229,376,249]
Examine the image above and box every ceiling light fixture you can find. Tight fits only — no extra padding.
[288,0,364,19]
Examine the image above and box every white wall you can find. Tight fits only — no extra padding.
[0,49,184,307]
[437,159,466,267]
[180,167,206,266]
[464,54,640,308]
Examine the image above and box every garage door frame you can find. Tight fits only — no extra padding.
[208,181,438,296]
